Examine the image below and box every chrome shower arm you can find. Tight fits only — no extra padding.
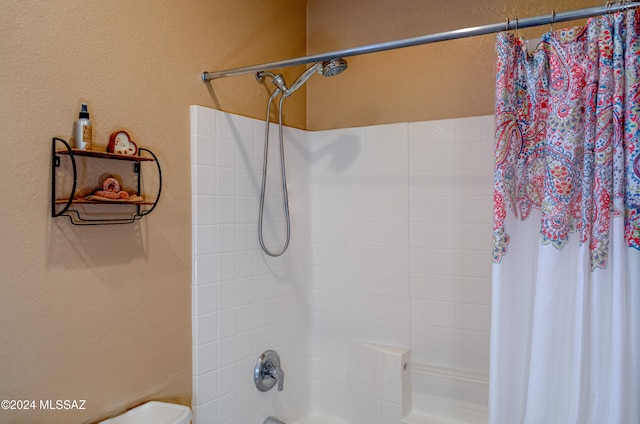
[257,72,289,95]
[255,71,278,83]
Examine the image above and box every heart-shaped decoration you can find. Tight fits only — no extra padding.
[107,130,138,156]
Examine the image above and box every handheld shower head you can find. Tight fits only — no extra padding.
[289,58,348,94]
[286,62,323,96]
[255,57,348,257]
[259,58,348,97]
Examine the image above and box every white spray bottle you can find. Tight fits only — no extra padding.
[74,103,93,150]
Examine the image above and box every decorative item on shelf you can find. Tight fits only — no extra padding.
[84,176,144,203]
[107,130,138,156]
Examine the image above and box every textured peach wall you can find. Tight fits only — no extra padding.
[0,1,305,422]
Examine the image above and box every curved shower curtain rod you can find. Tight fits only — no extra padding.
[202,1,640,82]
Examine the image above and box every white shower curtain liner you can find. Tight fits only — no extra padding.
[490,210,640,423]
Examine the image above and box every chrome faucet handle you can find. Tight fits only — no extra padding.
[254,350,285,392]
[268,363,285,391]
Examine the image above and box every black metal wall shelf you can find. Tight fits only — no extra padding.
[51,137,162,225]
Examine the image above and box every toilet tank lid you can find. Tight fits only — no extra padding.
[99,401,192,424]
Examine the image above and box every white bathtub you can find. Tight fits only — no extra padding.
[291,415,349,424]
[403,412,471,424]
[289,413,466,424]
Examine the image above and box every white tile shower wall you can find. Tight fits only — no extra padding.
[192,106,493,423]
[406,116,493,422]
[191,106,312,424]
[408,116,493,375]
[305,117,493,421]
[306,124,412,418]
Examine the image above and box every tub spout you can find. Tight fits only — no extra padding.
[264,417,286,424]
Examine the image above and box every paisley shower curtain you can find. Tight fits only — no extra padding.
[490,9,640,424]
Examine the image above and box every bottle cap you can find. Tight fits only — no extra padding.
[79,103,90,119]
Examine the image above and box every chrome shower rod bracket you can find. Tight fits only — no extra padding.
[201,1,640,83]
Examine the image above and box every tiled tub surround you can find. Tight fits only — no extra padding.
[191,106,493,424]
[191,106,313,424]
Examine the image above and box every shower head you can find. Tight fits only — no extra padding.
[292,58,348,91]
[320,58,348,76]
[259,57,348,97]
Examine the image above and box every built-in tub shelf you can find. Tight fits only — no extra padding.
[51,137,162,225]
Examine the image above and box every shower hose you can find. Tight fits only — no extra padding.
[258,88,291,257]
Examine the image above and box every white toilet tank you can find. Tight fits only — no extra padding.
[99,401,191,424]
